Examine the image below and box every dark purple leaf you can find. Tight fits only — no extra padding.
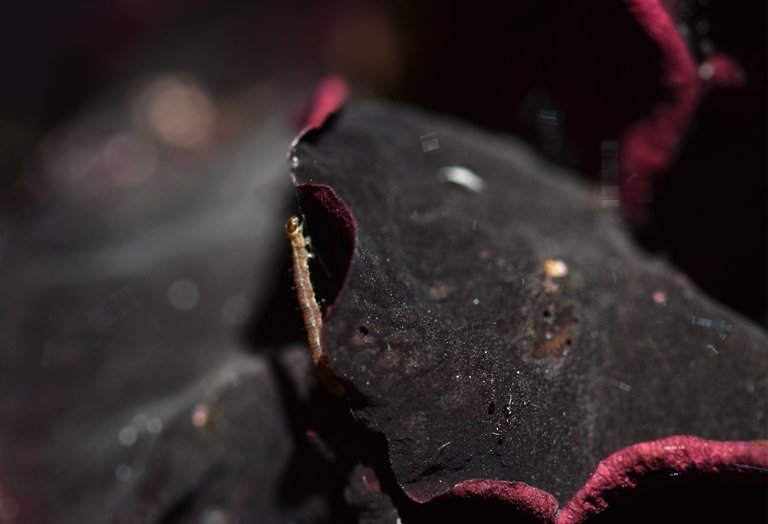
[290,98,768,515]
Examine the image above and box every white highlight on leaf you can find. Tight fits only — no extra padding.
[438,166,486,193]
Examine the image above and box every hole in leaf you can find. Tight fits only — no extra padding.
[295,184,357,318]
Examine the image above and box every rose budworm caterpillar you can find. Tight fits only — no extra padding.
[286,216,345,396]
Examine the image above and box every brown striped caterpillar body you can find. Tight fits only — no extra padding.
[286,216,346,396]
